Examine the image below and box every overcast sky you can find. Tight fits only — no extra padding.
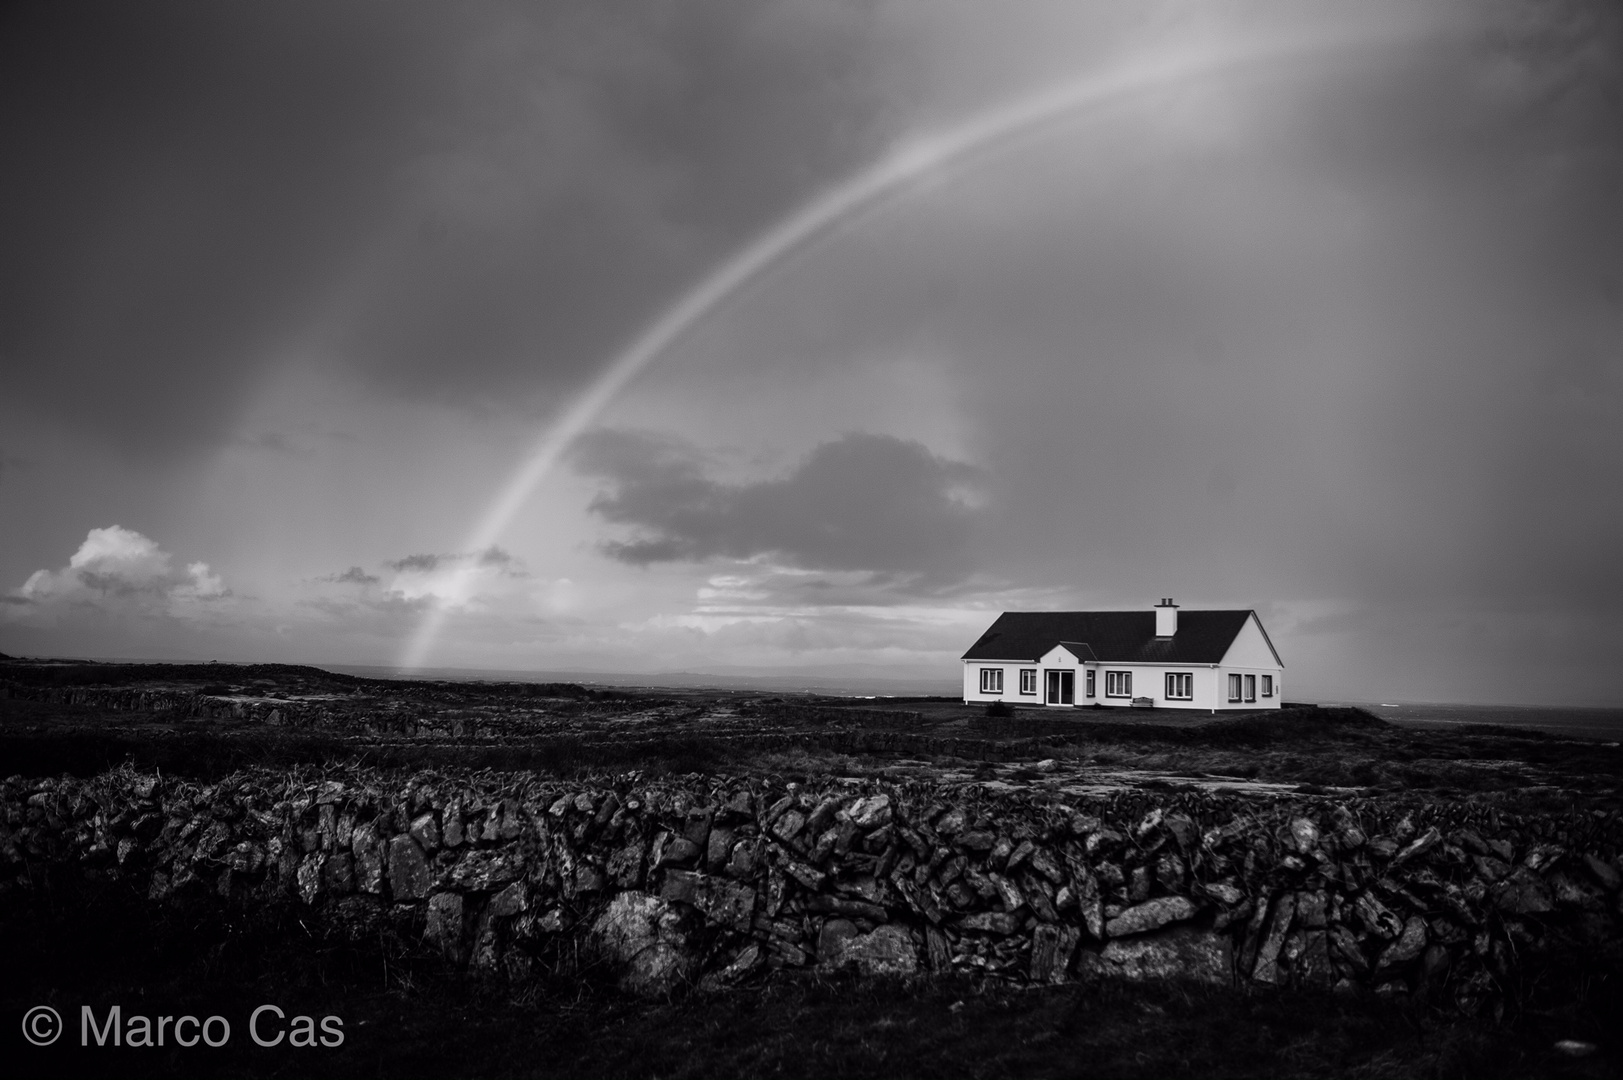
[2,0,1620,705]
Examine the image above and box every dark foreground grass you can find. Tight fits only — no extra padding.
[3,879,1617,1080]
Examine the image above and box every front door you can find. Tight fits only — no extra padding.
[1045,670,1075,705]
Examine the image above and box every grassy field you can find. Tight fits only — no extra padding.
[4,687,1620,815]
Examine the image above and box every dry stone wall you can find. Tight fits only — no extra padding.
[3,767,1620,1006]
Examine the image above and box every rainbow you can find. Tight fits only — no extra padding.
[398,23,1394,669]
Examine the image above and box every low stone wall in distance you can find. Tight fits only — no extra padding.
[3,767,1620,1006]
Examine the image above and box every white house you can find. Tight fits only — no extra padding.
[961,600,1284,712]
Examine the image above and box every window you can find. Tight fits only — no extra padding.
[980,668,1003,694]
[1019,669,1038,695]
[1085,669,1095,698]
[1166,672,1193,700]
[1228,674,1242,702]
[1105,670,1132,697]
[1261,675,1273,698]
[1244,674,1257,703]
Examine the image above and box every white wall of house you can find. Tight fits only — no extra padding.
[1222,614,1282,669]
[1089,663,1238,710]
[1212,613,1284,709]
[1211,666,1283,708]
[963,656,1281,711]
[962,661,1024,704]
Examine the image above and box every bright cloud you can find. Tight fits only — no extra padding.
[10,526,230,621]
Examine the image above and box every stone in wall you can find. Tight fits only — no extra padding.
[1104,896,1198,939]
[662,869,756,931]
[426,892,466,962]
[1030,923,1081,984]
[1078,926,1232,985]
[591,891,702,997]
[817,921,918,976]
[387,835,432,901]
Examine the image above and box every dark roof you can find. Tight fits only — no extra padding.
[1057,641,1098,662]
[961,610,1261,665]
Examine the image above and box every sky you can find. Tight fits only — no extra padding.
[2,0,1621,705]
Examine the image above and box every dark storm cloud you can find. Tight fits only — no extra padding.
[235,425,355,457]
[0,1,444,456]
[384,546,517,575]
[0,0,890,459]
[329,566,381,586]
[890,3,1623,631]
[1262,2,1623,619]
[386,554,443,574]
[573,430,985,578]
[476,547,515,569]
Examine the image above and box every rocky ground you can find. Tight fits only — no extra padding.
[2,657,1620,1078]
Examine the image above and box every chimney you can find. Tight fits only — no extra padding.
[1155,598,1178,637]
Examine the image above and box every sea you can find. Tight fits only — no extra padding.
[1353,702,1623,743]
